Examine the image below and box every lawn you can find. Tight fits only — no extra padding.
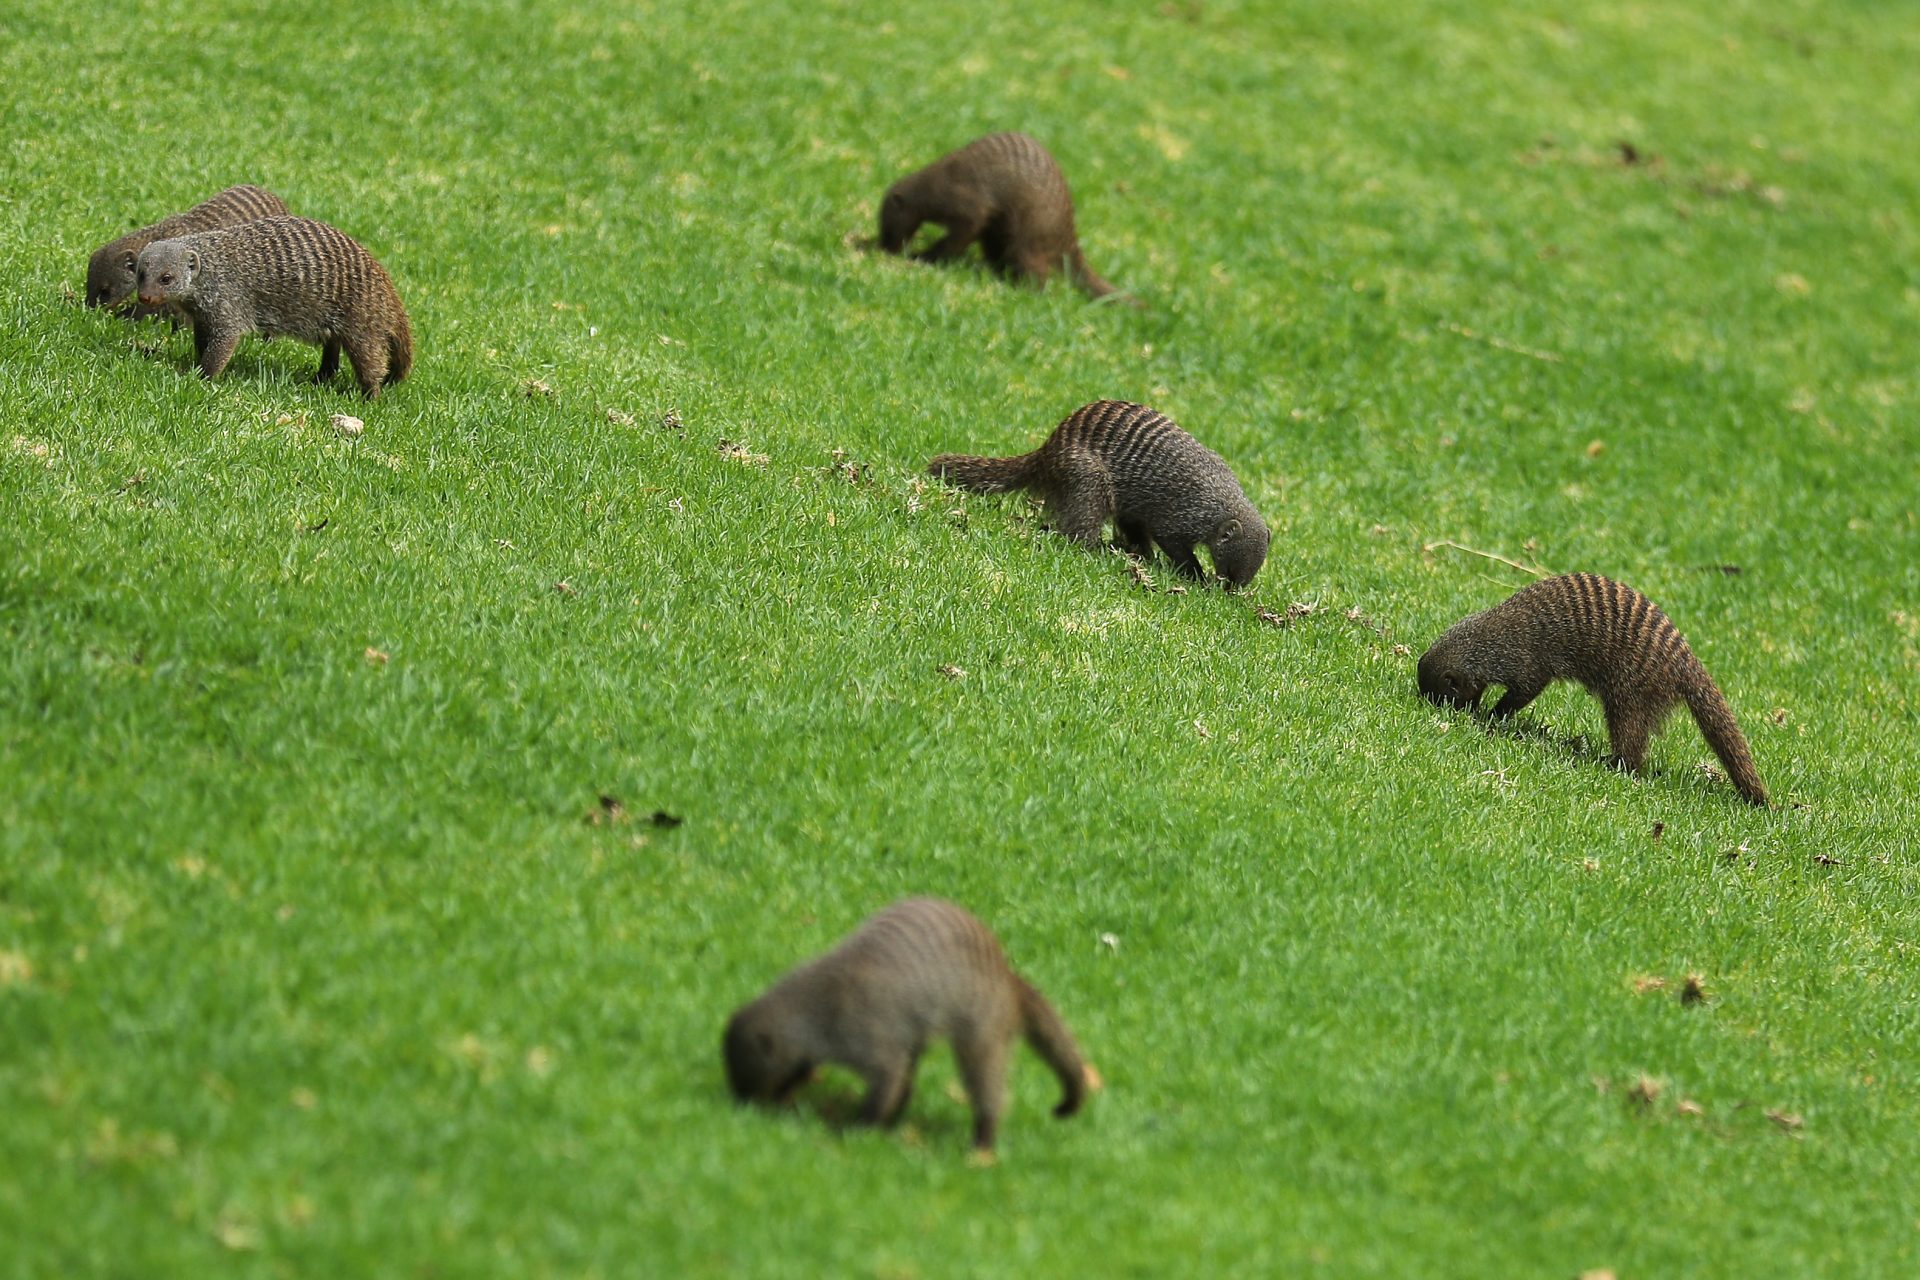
[3,0,1918,1275]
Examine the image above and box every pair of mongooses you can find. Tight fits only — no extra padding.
[88,188,412,399]
[1420,571,1769,806]
[880,132,1126,301]
[725,898,1091,1155]
[929,399,1272,587]
[87,184,291,316]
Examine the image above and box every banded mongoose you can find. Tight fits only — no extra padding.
[723,897,1092,1155]
[879,132,1125,300]
[1418,572,1769,805]
[928,399,1271,586]
[135,216,412,399]
[86,184,290,316]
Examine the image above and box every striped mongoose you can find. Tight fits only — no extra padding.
[135,216,412,399]
[1419,572,1769,805]
[723,897,1091,1154]
[86,184,290,317]
[928,399,1271,586]
[880,132,1124,299]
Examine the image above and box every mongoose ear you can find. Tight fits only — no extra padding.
[184,250,199,274]
[122,252,137,272]
[1220,518,1241,540]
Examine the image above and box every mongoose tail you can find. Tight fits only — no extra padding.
[1068,244,1142,308]
[1678,658,1770,807]
[1016,976,1088,1118]
[927,450,1044,493]
[1066,244,1115,299]
[387,311,415,385]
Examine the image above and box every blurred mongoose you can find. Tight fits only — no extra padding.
[135,216,412,399]
[1419,572,1769,805]
[879,132,1124,300]
[928,399,1271,586]
[86,184,290,316]
[723,897,1091,1154]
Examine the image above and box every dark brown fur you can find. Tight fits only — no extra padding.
[135,217,412,399]
[928,400,1270,586]
[86,185,290,316]
[723,898,1089,1153]
[879,132,1125,300]
[1419,572,1769,805]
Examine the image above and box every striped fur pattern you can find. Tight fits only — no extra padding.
[724,897,1089,1153]
[928,399,1270,586]
[87,184,290,313]
[136,216,413,399]
[1419,572,1769,805]
[879,132,1122,299]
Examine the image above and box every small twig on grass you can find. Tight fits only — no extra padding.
[1439,322,1564,364]
[1422,539,1552,577]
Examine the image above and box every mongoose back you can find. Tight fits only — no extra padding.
[86,185,290,315]
[928,399,1271,586]
[879,132,1125,300]
[135,216,412,399]
[1419,572,1769,805]
[723,897,1091,1154]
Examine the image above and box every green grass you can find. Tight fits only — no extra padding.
[4,0,1919,1274]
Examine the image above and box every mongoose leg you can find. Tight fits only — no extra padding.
[953,1031,1009,1153]
[343,333,391,400]
[197,328,242,380]
[1045,454,1115,549]
[1013,247,1060,284]
[1164,544,1206,580]
[885,1078,915,1126]
[979,221,1013,273]
[1114,518,1155,558]
[855,1058,915,1128]
[1604,698,1655,772]
[314,339,343,384]
[1490,679,1547,719]
[916,210,990,264]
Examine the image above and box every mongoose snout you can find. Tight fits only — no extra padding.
[136,252,194,308]
[1416,651,1484,709]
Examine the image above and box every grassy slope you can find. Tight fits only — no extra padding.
[2,0,1917,1274]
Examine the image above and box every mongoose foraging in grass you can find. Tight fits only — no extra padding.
[879,132,1124,300]
[1419,572,1769,805]
[723,897,1091,1154]
[928,399,1271,586]
[86,185,290,316]
[135,216,412,399]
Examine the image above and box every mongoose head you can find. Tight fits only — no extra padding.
[877,186,917,254]
[723,1004,815,1104]
[1417,639,1487,710]
[135,241,199,308]
[1207,513,1271,588]
[86,241,142,309]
